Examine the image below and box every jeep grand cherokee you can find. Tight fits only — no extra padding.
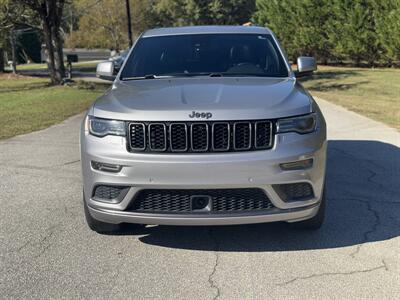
[81,26,327,233]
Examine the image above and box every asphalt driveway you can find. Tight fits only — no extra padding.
[0,98,399,299]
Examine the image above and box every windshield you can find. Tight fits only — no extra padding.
[120,34,289,79]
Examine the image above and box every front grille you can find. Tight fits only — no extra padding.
[170,123,188,151]
[191,123,208,151]
[234,122,251,150]
[129,188,274,214]
[273,182,314,202]
[212,123,230,151]
[129,123,146,150]
[128,120,273,153]
[148,123,166,151]
[255,121,273,149]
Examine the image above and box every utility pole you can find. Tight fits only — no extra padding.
[125,0,133,48]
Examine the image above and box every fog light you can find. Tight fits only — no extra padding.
[280,158,313,171]
[91,161,122,173]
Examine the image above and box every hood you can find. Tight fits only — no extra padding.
[93,77,312,121]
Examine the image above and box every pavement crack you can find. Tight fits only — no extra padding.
[32,223,62,258]
[344,198,381,258]
[6,222,62,258]
[15,240,32,253]
[331,147,398,195]
[63,159,80,166]
[330,147,384,171]
[277,260,388,286]
[208,228,221,300]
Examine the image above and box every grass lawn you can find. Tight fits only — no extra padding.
[0,74,107,139]
[7,60,101,73]
[300,66,400,130]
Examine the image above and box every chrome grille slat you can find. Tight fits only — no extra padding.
[128,120,273,153]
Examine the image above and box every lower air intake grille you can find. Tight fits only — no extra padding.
[129,188,274,214]
[273,182,314,202]
[93,185,127,202]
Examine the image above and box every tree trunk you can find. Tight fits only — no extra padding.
[51,0,65,80]
[20,0,65,84]
[51,25,65,82]
[0,48,4,73]
[10,30,17,74]
[41,14,58,84]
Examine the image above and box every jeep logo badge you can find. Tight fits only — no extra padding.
[189,111,213,119]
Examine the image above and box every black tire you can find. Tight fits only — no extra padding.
[83,191,144,234]
[83,197,123,233]
[290,186,326,230]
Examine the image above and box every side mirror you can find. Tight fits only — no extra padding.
[96,61,116,81]
[295,57,317,78]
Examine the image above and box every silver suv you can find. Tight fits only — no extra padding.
[82,26,327,233]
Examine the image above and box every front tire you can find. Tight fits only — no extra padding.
[83,192,143,234]
[290,186,326,230]
[83,197,123,233]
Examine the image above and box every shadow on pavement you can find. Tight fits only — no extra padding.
[129,140,400,252]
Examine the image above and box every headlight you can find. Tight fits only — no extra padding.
[88,116,126,137]
[276,113,316,134]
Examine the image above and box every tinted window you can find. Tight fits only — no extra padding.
[121,34,288,79]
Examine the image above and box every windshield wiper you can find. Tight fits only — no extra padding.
[215,73,267,77]
[122,74,169,81]
[209,73,223,77]
[162,72,211,77]
[122,73,206,80]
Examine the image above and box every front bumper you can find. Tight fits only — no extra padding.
[88,203,321,226]
[81,120,327,225]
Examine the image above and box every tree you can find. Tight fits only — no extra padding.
[253,0,297,61]
[292,0,334,64]
[253,0,399,66]
[373,0,400,65]
[154,0,255,26]
[0,0,34,72]
[131,0,163,35]
[16,0,66,84]
[329,0,380,66]
[253,0,334,63]
[65,0,129,50]
[65,0,256,50]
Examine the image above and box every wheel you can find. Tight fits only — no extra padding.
[83,191,143,234]
[83,197,122,233]
[290,186,326,230]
